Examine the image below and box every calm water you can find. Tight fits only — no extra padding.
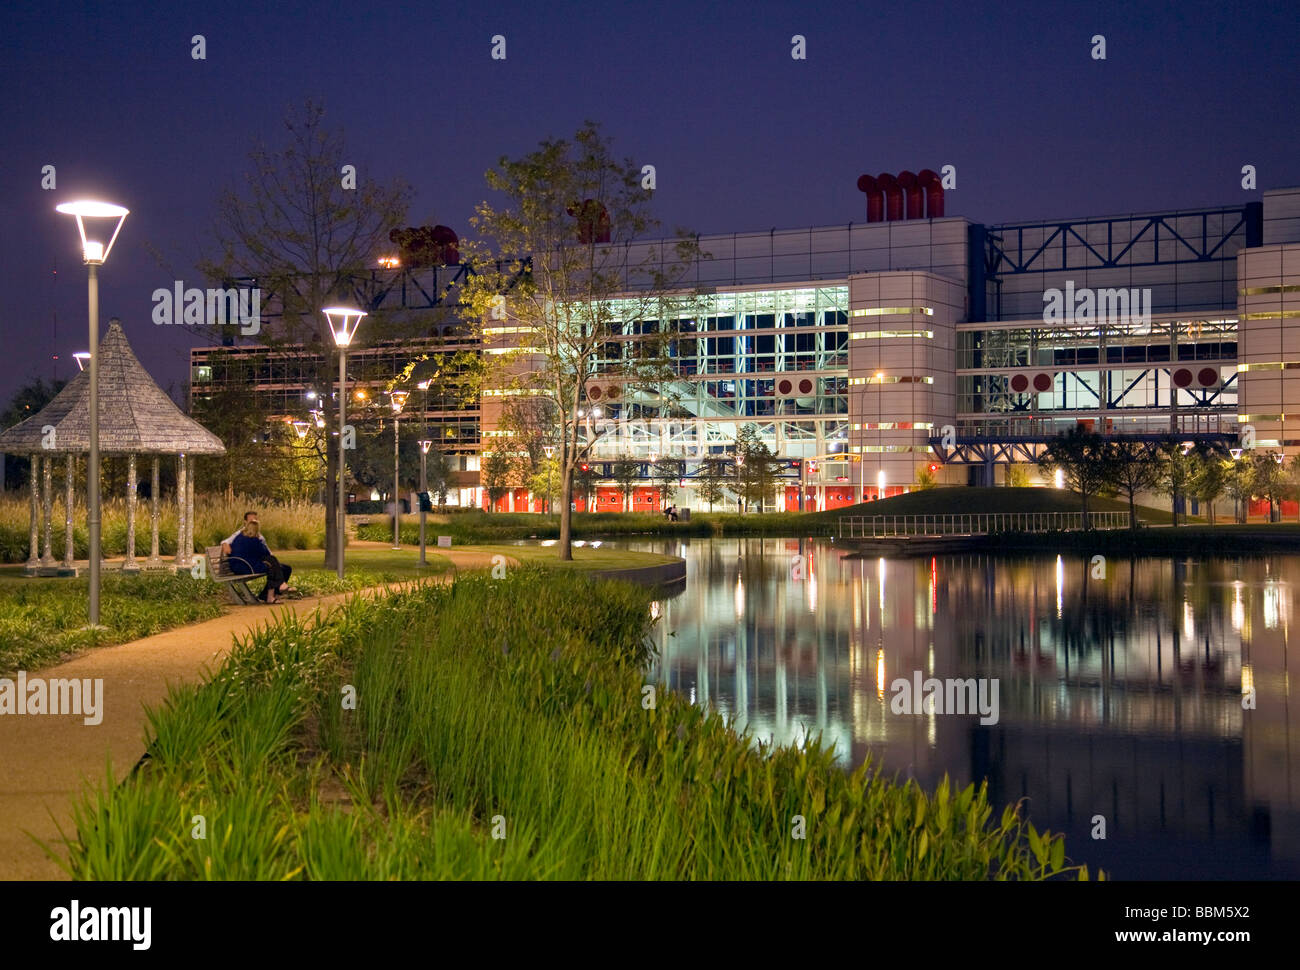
[620,536,1300,880]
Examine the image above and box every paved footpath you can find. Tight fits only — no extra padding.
[0,549,503,881]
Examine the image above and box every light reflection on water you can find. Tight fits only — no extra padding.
[625,536,1300,880]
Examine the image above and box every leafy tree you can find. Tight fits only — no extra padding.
[1190,454,1228,526]
[1225,458,1254,524]
[652,457,683,505]
[349,421,423,498]
[612,457,640,512]
[1037,427,1116,529]
[1249,451,1287,522]
[1161,441,1204,527]
[1005,464,1030,488]
[734,425,781,512]
[573,461,599,512]
[1,377,66,490]
[914,465,938,490]
[527,453,561,513]
[200,99,413,566]
[481,449,512,511]
[695,456,728,512]
[425,449,453,509]
[460,121,701,559]
[1108,438,1166,529]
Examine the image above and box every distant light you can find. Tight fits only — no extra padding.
[378,255,401,268]
[305,390,317,399]
[370,490,381,501]
[1053,468,1064,489]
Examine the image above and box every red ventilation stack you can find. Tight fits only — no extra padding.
[897,171,924,220]
[856,174,884,222]
[917,169,944,218]
[877,173,902,221]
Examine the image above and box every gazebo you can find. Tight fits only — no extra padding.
[0,320,226,576]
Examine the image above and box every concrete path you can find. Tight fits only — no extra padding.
[0,549,502,881]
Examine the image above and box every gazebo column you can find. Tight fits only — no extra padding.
[40,452,55,567]
[174,452,190,568]
[187,455,196,563]
[123,454,139,573]
[146,457,162,567]
[25,454,39,574]
[62,455,75,570]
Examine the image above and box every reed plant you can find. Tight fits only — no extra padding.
[0,493,327,563]
[57,570,1098,880]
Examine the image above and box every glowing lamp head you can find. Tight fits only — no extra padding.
[322,307,367,347]
[417,379,431,390]
[543,445,555,459]
[56,199,129,265]
[418,439,432,455]
[390,390,410,413]
[73,351,91,371]
[292,420,310,439]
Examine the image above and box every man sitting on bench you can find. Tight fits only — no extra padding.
[228,520,294,604]
[222,510,266,557]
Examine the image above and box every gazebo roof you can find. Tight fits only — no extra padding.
[0,321,227,456]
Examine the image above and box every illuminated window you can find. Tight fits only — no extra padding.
[851,307,934,317]
[849,330,933,339]
[1239,285,1300,295]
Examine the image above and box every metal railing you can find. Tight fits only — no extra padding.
[837,511,1133,538]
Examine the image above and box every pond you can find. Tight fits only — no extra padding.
[622,536,1300,880]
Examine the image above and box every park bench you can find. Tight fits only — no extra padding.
[204,545,266,605]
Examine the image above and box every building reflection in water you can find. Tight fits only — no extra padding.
[639,537,1299,879]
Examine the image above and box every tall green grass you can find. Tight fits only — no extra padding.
[0,573,227,675]
[58,571,1098,880]
[0,493,327,563]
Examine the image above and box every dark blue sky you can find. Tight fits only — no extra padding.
[2,0,1296,405]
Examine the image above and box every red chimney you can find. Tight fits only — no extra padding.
[856,174,883,222]
[917,169,944,218]
[877,173,902,221]
[897,171,923,219]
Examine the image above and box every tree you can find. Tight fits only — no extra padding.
[1005,464,1030,488]
[426,450,453,509]
[1108,438,1166,529]
[1,377,66,490]
[460,121,701,559]
[527,452,561,513]
[1249,451,1287,522]
[611,457,640,512]
[1190,454,1228,526]
[200,100,413,566]
[573,462,599,512]
[1037,427,1115,529]
[734,424,781,512]
[914,464,938,490]
[481,449,512,511]
[1161,441,1202,527]
[695,456,728,512]
[652,457,683,505]
[1225,458,1254,524]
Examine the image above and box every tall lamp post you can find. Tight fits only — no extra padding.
[324,307,366,579]
[389,390,409,549]
[417,439,432,565]
[56,200,128,626]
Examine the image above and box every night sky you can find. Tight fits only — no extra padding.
[1,0,1296,405]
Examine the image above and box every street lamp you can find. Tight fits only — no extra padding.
[390,389,409,549]
[291,420,309,439]
[73,352,90,371]
[324,307,366,579]
[57,199,128,626]
[418,439,432,565]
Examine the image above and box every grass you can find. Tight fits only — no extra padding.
[55,570,1099,881]
[0,573,227,675]
[277,547,455,583]
[0,493,327,564]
